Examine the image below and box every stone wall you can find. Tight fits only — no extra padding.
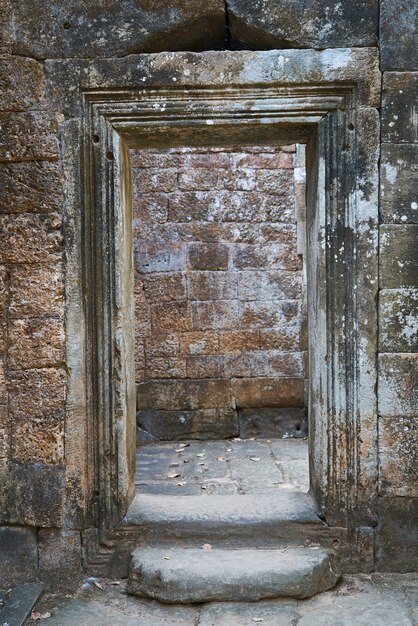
[132,146,308,440]
[0,0,416,586]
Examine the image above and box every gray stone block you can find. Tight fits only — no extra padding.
[11,0,225,59]
[378,416,418,497]
[380,144,418,224]
[380,0,418,71]
[382,73,418,143]
[238,407,308,438]
[379,289,418,352]
[379,225,418,289]
[376,497,418,571]
[378,354,418,417]
[0,526,38,587]
[38,529,82,591]
[137,408,238,440]
[226,0,378,49]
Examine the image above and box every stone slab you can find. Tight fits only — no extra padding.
[0,527,38,587]
[378,353,418,417]
[0,58,44,112]
[0,583,44,626]
[379,289,418,352]
[238,407,308,438]
[0,161,63,215]
[378,416,418,497]
[0,112,61,162]
[375,497,418,572]
[11,0,226,59]
[379,225,418,289]
[137,408,238,440]
[128,546,340,602]
[382,73,418,143]
[45,48,380,117]
[380,0,418,71]
[380,144,418,224]
[198,599,297,625]
[137,379,231,411]
[233,378,304,408]
[227,0,378,49]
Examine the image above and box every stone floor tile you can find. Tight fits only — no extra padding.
[198,599,297,625]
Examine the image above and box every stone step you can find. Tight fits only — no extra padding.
[121,492,325,545]
[128,546,341,603]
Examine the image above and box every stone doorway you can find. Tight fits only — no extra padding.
[131,142,310,500]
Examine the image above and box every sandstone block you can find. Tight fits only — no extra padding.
[0,213,62,264]
[238,301,298,328]
[379,289,418,352]
[179,169,218,191]
[145,334,179,357]
[135,241,185,274]
[133,192,168,223]
[378,416,418,497]
[239,407,308,438]
[38,529,82,591]
[11,0,225,59]
[145,357,187,379]
[137,379,231,410]
[217,168,257,191]
[227,0,377,49]
[236,270,302,301]
[380,144,418,224]
[0,57,44,111]
[258,328,300,351]
[379,225,418,289]
[187,355,225,378]
[0,265,6,355]
[8,318,64,369]
[141,272,186,303]
[378,354,418,417]
[188,243,229,271]
[9,263,64,318]
[3,462,64,526]
[218,330,259,353]
[168,191,214,222]
[376,497,418,571]
[380,0,418,70]
[233,377,304,408]
[7,368,66,420]
[0,161,63,215]
[192,301,239,330]
[0,526,38,586]
[151,302,192,333]
[0,112,60,162]
[0,404,9,462]
[382,73,418,143]
[12,418,64,465]
[179,331,219,355]
[234,243,301,271]
[188,272,236,300]
[137,408,238,440]
[135,168,178,192]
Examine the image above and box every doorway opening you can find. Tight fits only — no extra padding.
[131,143,310,496]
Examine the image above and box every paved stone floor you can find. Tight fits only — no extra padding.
[32,573,418,625]
[135,438,310,495]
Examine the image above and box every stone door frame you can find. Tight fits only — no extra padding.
[58,49,380,531]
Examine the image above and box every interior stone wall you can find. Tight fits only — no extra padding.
[132,145,308,440]
[0,0,416,586]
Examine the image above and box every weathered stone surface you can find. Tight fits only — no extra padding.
[379,225,418,289]
[38,529,82,590]
[378,416,418,497]
[137,408,238,440]
[137,379,231,411]
[233,377,304,408]
[8,318,64,369]
[188,243,229,271]
[380,0,418,71]
[239,407,308,438]
[0,582,45,625]
[199,600,296,626]
[382,73,418,143]
[11,0,226,59]
[0,527,38,586]
[2,462,64,527]
[0,0,12,55]
[141,273,186,304]
[0,213,62,264]
[0,58,44,111]
[7,368,66,420]
[378,354,418,417]
[12,419,64,465]
[379,289,418,352]
[128,546,340,602]
[9,264,64,319]
[0,112,61,162]
[45,48,380,118]
[0,265,6,355]
[0,161,63,214]
[380,144,418,224]
[226,0,378,49]
[376,497,418,571]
